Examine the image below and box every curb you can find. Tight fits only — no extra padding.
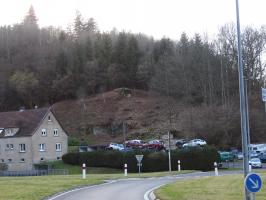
[149,191,158,200]
[144,184,165,200]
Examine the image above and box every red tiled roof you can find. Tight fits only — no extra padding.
[0,108,49,138]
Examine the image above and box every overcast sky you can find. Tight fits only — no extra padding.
[0,0,265,39]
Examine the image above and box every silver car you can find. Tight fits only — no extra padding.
[249,158,262,168]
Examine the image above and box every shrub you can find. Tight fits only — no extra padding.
[68,137,80,146]
[62,146,219,172]
[0,163,8,171]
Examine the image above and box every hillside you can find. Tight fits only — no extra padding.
[51,88,184,145]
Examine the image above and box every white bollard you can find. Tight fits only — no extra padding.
[124,163,128,176]
[214,162,219,176]
[249,163,252,172]
[82,163,86,179]
[178,160,181,171]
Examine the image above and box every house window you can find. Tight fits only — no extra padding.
[1,159,4,163]
[7,159,12,162]
[6,144,13,150]
[53,129,58,137]
[48,115,51,121]
[56,143,62,152]
[19,144,26,152]
[39,144,45,151]
[20,158,25,162]
[41,129,47,137]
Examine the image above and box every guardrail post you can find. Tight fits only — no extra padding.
[124,163,127,176]
[214,162,219,176]
[82,163,86,179]
[249,163,252,172]
[178,160,181,171]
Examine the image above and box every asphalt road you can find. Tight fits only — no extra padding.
[48,171,242,200]
[221,161,266,169]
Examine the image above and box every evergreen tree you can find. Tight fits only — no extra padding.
[23,5,38,27]
[73,10,84,38]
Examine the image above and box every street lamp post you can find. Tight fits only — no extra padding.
[235,0,251,200]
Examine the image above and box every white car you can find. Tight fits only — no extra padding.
[237,152,243,160]
[108,143,125,151]
[249,158,262,168]
[183,139,207,147]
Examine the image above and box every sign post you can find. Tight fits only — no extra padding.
[135,155,143,174]
[235,1,251,199]
[245,173,262,200]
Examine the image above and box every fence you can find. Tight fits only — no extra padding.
[0,169,68,176]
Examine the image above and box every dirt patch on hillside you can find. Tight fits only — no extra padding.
[52,88,184,145]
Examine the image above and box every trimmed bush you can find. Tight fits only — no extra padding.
[62,146,219,172]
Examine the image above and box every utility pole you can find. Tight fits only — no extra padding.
[235,0,251,200]
[123,121,126,146]
[168,130,172,173]
[244,79,251,154]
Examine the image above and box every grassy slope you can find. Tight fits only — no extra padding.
[0,170,193,200]
[155,172,266,200]
[0,175,102,200]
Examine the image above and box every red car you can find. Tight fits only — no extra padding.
[144,140,165,150]
[125,140,146,149]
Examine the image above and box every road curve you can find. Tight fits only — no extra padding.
[47,171,242,200]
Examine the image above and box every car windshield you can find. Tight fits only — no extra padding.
[251,158,260,162]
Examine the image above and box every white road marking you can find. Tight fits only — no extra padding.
[47,180,117,200]
[144,184,166,200]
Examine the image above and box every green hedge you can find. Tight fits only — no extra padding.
[62,146,219,172]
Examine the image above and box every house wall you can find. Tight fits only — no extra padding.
[31,111,68,164]
[0,137,33,171]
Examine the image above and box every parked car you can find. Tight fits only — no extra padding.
[259,154,266,163]
[249,151,259,158]
[125,140,146,149]
[107,143,125,151]
[249,144,266,155]
[237,152,243,160]
[230,148,239,159]
[219,151,234,162]
[249,158,262,168]
[144,140,165,150]
[175,139,187,148]
[183,139,207,147]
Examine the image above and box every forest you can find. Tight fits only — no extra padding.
[0,6,266,146]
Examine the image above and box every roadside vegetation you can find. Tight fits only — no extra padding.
[155,172,266,200]
[0,170,193,200]
[62,146,220,172]
[44,160,122,174]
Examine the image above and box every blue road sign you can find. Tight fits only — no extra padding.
[245,173,262,193]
